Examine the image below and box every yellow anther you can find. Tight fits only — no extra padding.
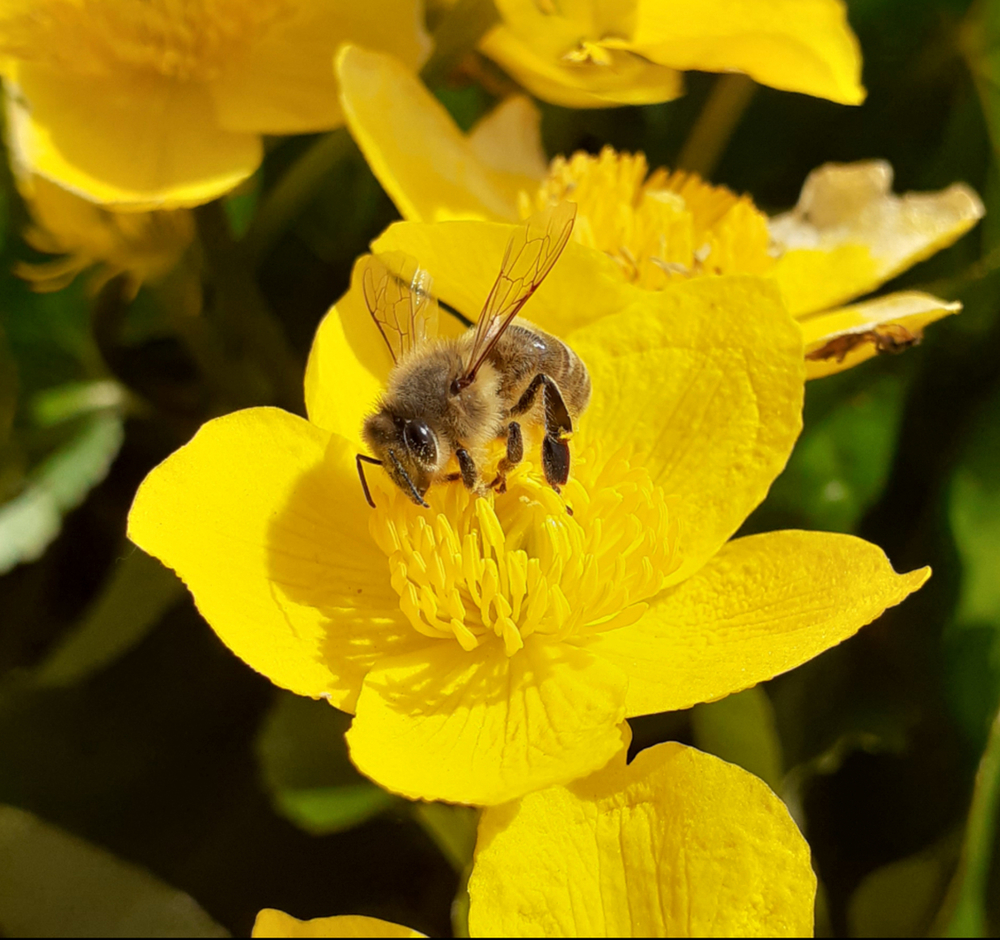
[371,444,678,656]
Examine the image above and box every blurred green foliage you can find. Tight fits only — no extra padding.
[1,0,1000,936]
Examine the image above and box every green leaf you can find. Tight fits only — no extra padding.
[947,384,1000,745]
[764,373,905,533]
[847,832,960,938]
[34,549,183,687]
[30,379,127,428]
[0,804,228,938]
[412,803,479,874]
[936,705,1000,937]
[255,692,399,835]
[963,0,1000,162]
[0,412,124,574]
[690,686,784,791]
[0,322,17,445]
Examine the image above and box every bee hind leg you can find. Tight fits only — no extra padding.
[513,374,573,490]
[455,447,479,492]
[490,421,523,493]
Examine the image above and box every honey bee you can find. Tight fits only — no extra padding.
[356,202,591,508]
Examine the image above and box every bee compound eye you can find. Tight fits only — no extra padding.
[403,420,436,459]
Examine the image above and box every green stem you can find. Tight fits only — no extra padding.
[195,202,304,414]
[936,704,1000,937]
[242,130,354,266]
[420,0,501,87]
[676,73,756,178]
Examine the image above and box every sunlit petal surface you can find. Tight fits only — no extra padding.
[0,0,429,206]
[253,910,425,938]
[470,743,816,937]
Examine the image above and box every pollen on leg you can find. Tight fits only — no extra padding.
[368,445,681,656]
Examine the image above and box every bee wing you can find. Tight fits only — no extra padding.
[461,202,576,384]
[361,252,439,364]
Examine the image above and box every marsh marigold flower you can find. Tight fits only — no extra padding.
[0,0,428,208]
[254,743,817,937]
[129,215,927,806]
[470,0,865,108]
[337,45,984,378]
[13,174,194,294]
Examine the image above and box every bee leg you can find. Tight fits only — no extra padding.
[490,421,523,493]
[514,374,573,490]
[455,447,479,492]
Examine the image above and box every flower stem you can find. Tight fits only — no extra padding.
[195,201,304,415]
[242,130,354,266]
[421,0,501,87]
[676,73,756,179]
[935,703,1000,937]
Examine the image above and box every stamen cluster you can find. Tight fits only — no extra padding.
[369,446,679,656]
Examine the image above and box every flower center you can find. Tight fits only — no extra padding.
[521,147,776,289]
[368,445,679,656]
[1,0,292,82]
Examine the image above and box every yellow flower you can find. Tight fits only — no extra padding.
[254,743,817,938]
[13,174,194,294]
[0,0,429,208]
[474,0,865,108]
[253,911,425,938]
[337,45,984,378]
[128,216,927,806]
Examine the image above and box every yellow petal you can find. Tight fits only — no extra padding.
[347,636,630,805]
[213,0,429,134]
[569,277,805,585]
[6,65,260,209]
[371,219,629,336]
[480,23,684,109]
[470,742,816,937]
[305,259,394,446]
[582,530,929,717]
[127,409,428,711]
[771,161,985,316]
[253,910,425,939]
[802,290,961,379]
[337,45,527,222]
[628,0,864,105]
[467,94,547,182]
[14,174,194,291]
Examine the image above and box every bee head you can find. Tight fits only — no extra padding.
[362,410,440,507]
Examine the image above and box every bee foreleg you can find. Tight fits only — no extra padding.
[490,421,523,494]
[455,447,478,492]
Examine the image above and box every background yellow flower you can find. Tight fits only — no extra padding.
[336,45,984,378]
[476,0,864,108]
[0,0,429,208]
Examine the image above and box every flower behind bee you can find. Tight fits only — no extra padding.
[14,175,194,295]
[337,45,984,378]
[474,0,865,109]
[129,218,928,806]
[0,0,429,207]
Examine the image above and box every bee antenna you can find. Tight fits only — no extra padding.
[356,454,382,508]
[388,449,430,508]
